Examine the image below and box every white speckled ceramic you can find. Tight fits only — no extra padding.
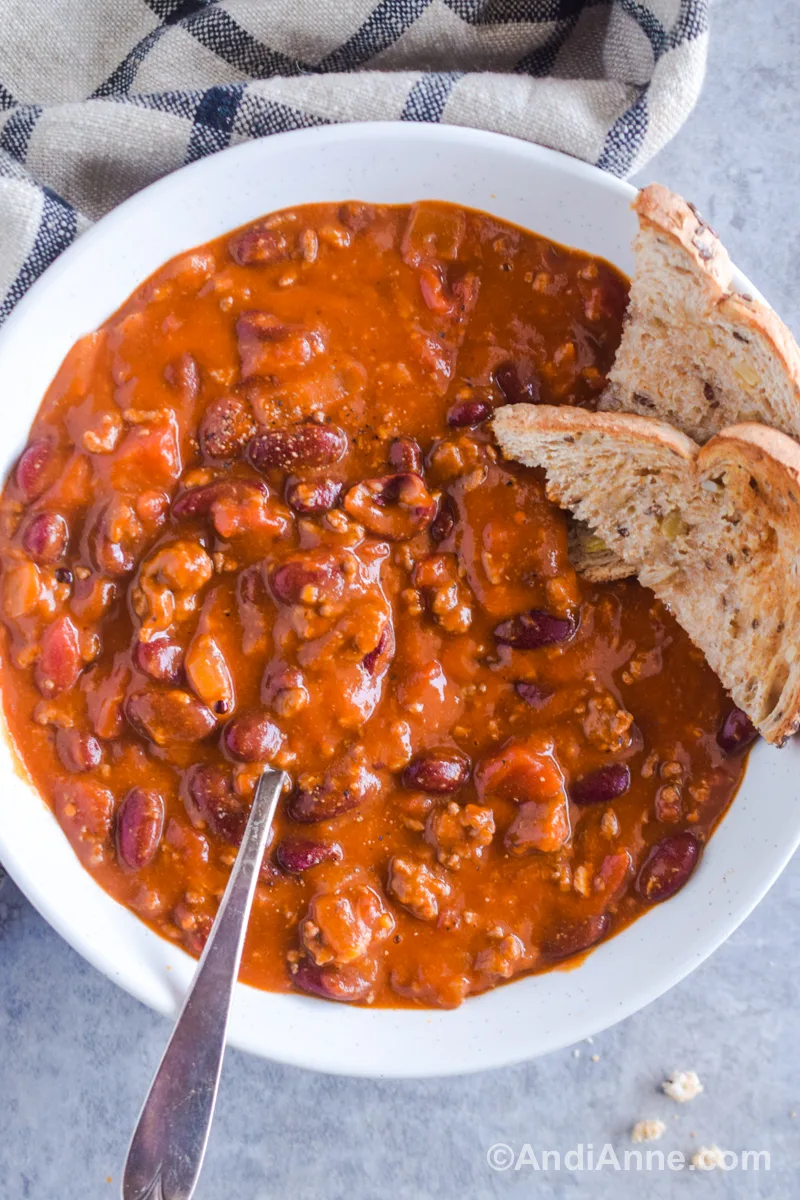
[0,123,797,1078]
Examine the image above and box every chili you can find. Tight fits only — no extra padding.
[0,201,747,1008]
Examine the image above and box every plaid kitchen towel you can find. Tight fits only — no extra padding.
[0,0,709,324]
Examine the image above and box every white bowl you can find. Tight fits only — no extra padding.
[0,123,797,1078]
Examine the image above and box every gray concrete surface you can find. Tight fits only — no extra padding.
[0,1,798,1196]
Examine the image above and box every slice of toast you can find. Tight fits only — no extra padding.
[493,402,800,745]
[599,183,800,443]
[572,182,800,585]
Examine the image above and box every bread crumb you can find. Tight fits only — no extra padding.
[662,1070,703,1102]
[691,1145,727,1171]
[591,1054,600,1063]
[631,1119,666,1144]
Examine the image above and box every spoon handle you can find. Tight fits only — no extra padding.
[122,767,286,1200]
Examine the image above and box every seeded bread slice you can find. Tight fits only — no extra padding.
[599,183,800,443]
[493,402,800,745]
[572,182,800,584]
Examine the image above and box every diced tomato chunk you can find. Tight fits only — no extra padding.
[110,415,181,491]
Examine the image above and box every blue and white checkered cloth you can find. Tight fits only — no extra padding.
[0,0,709,324]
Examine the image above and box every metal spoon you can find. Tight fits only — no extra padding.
[122,766,286,1200]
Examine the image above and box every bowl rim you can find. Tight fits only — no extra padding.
[0,120,797,1078]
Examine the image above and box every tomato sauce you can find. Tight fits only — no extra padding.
[0,201,747,1007]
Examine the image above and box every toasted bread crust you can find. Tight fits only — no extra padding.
[494,403,698,464]
[709,421,800,481]
[634,183,731,293]
[716,292,800,406]
[635,188,800,400]
[600,184,800,444]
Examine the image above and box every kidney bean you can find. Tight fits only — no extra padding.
[55,778,114,842]
[15,439,58,501]
[446,399,491,428]
[418,264,451,314]
[184,633,234,712]
[171,482,223,520]
[717,706,758,754]
[248,423,347,473]
[343,472,437,540]
[636,831,700,903]
[571,763,631,806]
[430,494,456,544]
[199,394,257,461]
[494,360,541,405]
[262,664,309,716]
[223,710,283,762]
[494,609,577,650]
[288,785,362,823]
[276,838,343,873]
[22,512,68,563]
[171,478,268,520]
[402,748,470,793]
[92,532,134,577]
[85,654,129,740]
[540,913,610,961]
[292,959,374,1003]
[89,498,145,577]
[288,759,380,824]
[239,562,267,607]
[237,563,269,654]
[389,437,423,475]
[419,266,480,319]
[268,554,343,606]
[594,849,633,899]
[452,273,480,312]
[185,763,247,845]
[56,727,102,774]
[285,477,342,514]
[134,636,184,684]
[515,681,552,709]
[126,689,217,745]
[164,352,200,402]
[116,787,165,870]
[183,911,214,957]
[339,202,374,233]
[229,225,289,267]
[138,491,170,526]
[36,616,82,696]
[361,625,393,675]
